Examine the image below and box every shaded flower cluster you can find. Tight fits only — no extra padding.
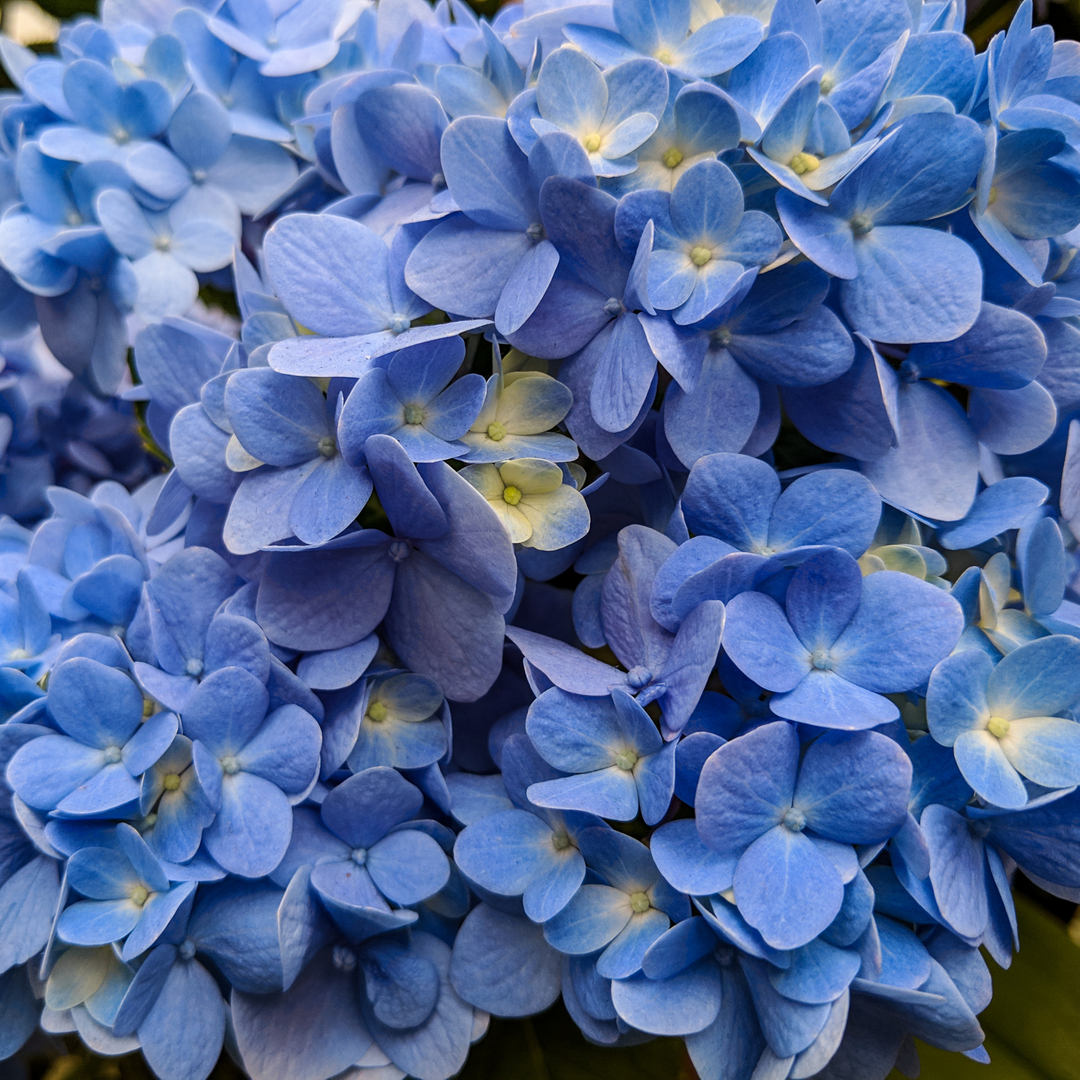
[2,1,1080,1079]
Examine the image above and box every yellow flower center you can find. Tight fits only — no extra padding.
[663,147,683,169]
[691,246,712,266]
[583,133,602,152]
[367,700,389,723]
[487,421,506,442]
[130,886,149,906]
[987,716,1011,738]
[629,891,651,913]
[503,486,523,506]
[987,186,998,206]
[163,774,181,791]
[655,49,673,65]
[790,152,820,174]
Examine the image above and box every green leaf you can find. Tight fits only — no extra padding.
[894,894,1080,1080]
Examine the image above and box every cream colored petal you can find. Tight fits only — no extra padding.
[459,463,505,500]
[225,435,263,472]
[498,458,564,494]
[518,485,591,551]
[491,500,532,544]
[496,372,573,435]
[503,353,549,375]
[469,374,501,433]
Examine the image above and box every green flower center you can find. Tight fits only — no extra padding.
[404,405,425,425]
[663,147,683,168]
[487,421,507,442]
[317,436,337,458]
[614,749,638,771]
[552,832,572,851]
[691,246,712,266]
[131,886,149,906]
[163,774,181,791]
[790,152,820,174]
[367,700,389,723]
[221,755,241,775]
[629,891,651,913]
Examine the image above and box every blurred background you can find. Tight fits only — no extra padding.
[1,0,1079,1077]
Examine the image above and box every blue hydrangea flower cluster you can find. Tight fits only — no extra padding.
[2,0,1080,1078]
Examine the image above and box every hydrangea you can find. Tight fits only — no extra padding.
[2,1,1080,1078]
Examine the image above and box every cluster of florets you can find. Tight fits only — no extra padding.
[2,0,1080,1079]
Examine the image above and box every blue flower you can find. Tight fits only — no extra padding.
[542,826,688,979]
[0,568,57,680]
[507,178,656,439]
[778,112,986,344]
[695,720,911,948]
[127,545,268,712]
[95,186,235,320]
[56,823,196,962]
[454,797,603,923]
[616,158,782,326]
[138,735,215,865]
[406,121,592,336]
[253,434,517,700]
[35,57,173,166]
[262,212,490,379]
[337,337,486,463]
[926,635,1080,808]
[771,0,914,131]
[222,366,373,552]
[276,766,450,938]
[646,262,855,467]
[345,671,449,773]
[563,0,763,80]
[21,483,150,628]
[507,47,668,177]
[524,688,675,823]
[126,90,299,223]
[7,656,176,817]
[680,453,882,562]
[172,9,295,142]
[723,546,963,729]
[971,127,1080,287]
[508,524,725,737]
[206,0,365,77]
[604,75,741,197]
[183,665,322,877]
